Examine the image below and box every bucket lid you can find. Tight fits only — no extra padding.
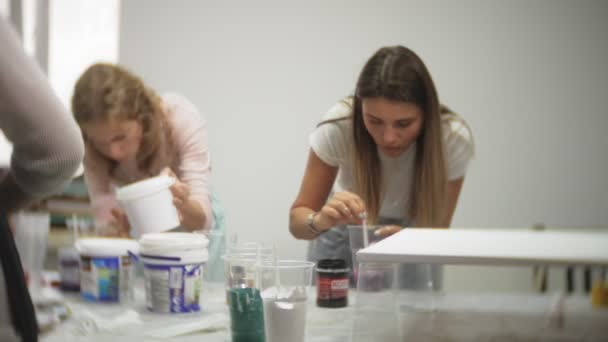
[139,232,209,262]
[115,175,175,202]
[75,238,139,257]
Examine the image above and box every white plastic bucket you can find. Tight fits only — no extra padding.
[139,233,209,313]
[115,175,180,238]
[75,238,139,303]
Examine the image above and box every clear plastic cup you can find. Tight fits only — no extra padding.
[224,242,274,296]
[348,225,388,287]
[200,229,226,282]
[13,210,51,294]
[349,225,441,342]
[257,260,315,342]
[224,243,274,342]
[352,261,400,342]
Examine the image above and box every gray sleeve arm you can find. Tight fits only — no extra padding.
[0,18,84,202]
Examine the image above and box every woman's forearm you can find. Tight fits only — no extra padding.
[289,207,321,240]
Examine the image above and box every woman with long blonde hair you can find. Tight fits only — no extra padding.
[72,63,213,236]
[289,46,474,287]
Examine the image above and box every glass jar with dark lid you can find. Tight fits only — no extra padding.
[316,259,349,308]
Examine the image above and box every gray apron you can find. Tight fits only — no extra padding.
[307,217,442,290]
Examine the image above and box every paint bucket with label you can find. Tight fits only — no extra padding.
[138,232,209,313]
[75,238,139,303]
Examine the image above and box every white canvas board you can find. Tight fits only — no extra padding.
[357,229,608,266]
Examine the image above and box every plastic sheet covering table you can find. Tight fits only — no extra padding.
[40,279,608,341]
[41,283,608,342]
[40,280,354,342]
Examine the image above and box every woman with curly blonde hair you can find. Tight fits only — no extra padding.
[72,63,213,236]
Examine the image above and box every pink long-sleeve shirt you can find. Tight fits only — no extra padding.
[84,93,213,232]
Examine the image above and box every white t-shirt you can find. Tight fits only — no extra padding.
[309,100,474,223]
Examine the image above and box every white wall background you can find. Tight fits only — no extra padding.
[119,0,608,290]
[48,0,119,108]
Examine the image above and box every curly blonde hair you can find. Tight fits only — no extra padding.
[71,63,176,182]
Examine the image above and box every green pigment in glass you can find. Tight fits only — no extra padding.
[229,287,265,342]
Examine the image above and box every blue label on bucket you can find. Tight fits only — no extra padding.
[143,262,203,313]
[80,255,133,302]
[94,257,119,301]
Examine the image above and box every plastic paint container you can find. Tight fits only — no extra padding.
[115,175,180,238]
[75,238,138,303]
[139,233,209,313]
[58,246,80,291]
[316,259,349,308]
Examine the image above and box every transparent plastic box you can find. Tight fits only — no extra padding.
[352,229,608,342]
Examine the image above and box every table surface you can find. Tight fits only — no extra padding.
[40,280,608,342]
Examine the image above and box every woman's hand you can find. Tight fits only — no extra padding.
[103,207,130,238]
[374,225,402,238]
[314,191,366,232]
[161,167,206,230]
[161,168,191,221]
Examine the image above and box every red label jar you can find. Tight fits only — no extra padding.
[316,259,349,308]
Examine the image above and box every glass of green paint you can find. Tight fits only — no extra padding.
[226,249,272,342]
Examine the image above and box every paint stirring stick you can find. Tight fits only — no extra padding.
[360,211,369,248]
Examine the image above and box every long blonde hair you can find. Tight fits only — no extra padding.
[348,46,450,226]
[71,63,176,183]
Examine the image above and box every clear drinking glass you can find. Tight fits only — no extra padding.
[257,260,315,342]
